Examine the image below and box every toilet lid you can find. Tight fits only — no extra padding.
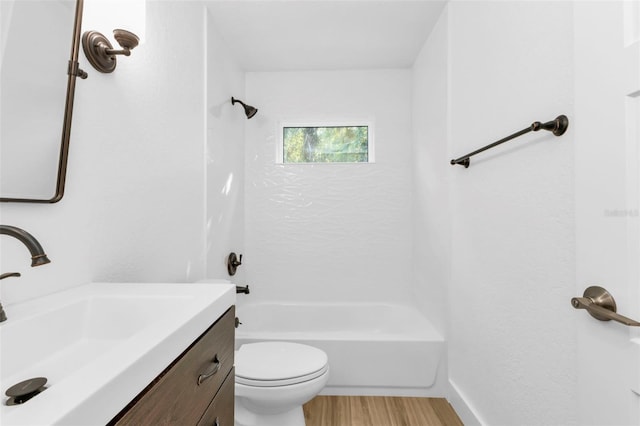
[235,342,328,387]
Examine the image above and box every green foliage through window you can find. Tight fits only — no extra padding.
[283,126,369,163]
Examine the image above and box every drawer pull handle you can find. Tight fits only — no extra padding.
[213,417,220,426]
[197,355,221,386]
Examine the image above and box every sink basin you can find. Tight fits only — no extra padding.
[0,282,235,425]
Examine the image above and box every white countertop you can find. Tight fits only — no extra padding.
[0,282,235,425]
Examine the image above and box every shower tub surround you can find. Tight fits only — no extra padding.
[235,302,445,396]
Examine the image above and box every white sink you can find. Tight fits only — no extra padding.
[0,282,235,425]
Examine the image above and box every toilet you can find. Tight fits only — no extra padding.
[195,278,329,426]
[234,341,329,426]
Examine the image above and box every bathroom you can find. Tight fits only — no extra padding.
[1,0,639,424]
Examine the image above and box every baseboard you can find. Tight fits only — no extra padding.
[320,386,442,397]
[448,379,484,426]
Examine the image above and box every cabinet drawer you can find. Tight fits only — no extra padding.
[113,307,235,425]
[197,368,234,426]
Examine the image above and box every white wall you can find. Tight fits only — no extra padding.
[411,6,450,338]
[244,70,414,304]
[1,2,208,304]
[205,10,246,282]
[442,2,577,424]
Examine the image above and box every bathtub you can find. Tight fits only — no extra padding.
[235,302,445,396]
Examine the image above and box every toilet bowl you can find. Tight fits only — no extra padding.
[234,341,329,426]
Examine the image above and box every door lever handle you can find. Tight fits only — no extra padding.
[571,286,640,326]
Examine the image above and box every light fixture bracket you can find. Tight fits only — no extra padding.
[82,31,116,73]
[82,29,139,73]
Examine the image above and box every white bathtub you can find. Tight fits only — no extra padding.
[235,302,445,396]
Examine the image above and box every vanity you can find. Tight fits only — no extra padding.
[110,307,235,425]
[0,282,235,425]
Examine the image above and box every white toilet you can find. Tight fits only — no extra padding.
[234,341,329,426]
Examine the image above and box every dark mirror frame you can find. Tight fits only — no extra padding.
[1,0,85,204]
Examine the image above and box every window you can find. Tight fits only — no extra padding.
[279,123,373,164]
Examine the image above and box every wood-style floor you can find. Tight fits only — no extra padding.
[303,396,463,426]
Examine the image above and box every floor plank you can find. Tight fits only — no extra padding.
[303,396,463,426]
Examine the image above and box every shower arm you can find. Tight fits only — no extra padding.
[450,115,569,168]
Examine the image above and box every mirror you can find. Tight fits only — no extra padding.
[0,0,85,203]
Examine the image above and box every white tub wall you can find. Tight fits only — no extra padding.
[432,2,576,424]
[244,70,414,304]
[205,10,246,281]
[0,2,211,304]
[411,5,450,341]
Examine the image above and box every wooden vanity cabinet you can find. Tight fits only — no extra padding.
[197,367,235,426]
[109,306,235,426]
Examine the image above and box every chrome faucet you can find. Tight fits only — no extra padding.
[0,225,51,322]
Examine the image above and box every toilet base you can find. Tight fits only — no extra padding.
[234,400,305,426]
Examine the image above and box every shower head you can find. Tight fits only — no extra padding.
[231,97,258,119]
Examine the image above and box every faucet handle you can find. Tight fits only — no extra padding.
[227,252,243,276]
[0,272,21,280]
[0,272,21,322]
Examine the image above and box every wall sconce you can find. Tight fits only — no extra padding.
[82,29,139,73]
[81,0,145,73]
[232,97,258,119]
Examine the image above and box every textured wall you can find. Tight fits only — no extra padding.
[412,6,450,338]
[205,10,246,282]
[243,70,414,304]
[0,2,208,304]
[447,2,577,424]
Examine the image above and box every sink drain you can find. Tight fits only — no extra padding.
[5,377,47,405]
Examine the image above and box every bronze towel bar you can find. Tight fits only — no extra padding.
[450,115,569,168]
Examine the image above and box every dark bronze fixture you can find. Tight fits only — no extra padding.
[82,29,140,73]
[572,286,640,326]
[0,0,86,203]
[5,377,48,405]
[236,285,250,295]
[227,252,243,276]
[450,115,569,168]
[0,273,21,280]
[0,225,51,322]
[0,271,19,322]
[0,226,51,267]
[231,97,258,119]
[197,354,221,386]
